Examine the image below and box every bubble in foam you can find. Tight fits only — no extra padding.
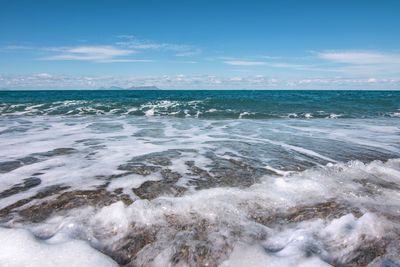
[0,227,118,267]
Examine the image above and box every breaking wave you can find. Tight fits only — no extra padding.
[0,90,399,119]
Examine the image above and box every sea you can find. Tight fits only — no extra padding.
[0,90,400,266]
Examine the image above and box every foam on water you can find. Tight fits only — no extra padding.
[2,158,400,266]
[0,227,118,267]
[0,116,399,205]
[1,90,400,118]
[0,111,400,266]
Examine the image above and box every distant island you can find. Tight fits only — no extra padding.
[98,85,160,90]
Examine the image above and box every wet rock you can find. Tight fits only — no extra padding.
[132,169,185,200]
[330,238,389,267]
[170,242,222,267]
[0,148,76,173]
[0,177,41,199]
[0,160,23,173]
[0,186,132,223]
[367,240,400,267]
[249,201,362,226]
[0,184,71,222]
[19,156,40,165]
[113,216,234,267]
[185,161,213,180]
[36,147,77,157]
[147,157,172,166]
[123,150,183,168]
[134,181,185,200]
[101,227,159,265]
[167,220,232,267]
[113,188,124,194]
[186,155,274,189]
[35,184,72,199]
[284,201,363,223]
[118,164,161,176]
[349,242,387,267]
[161,169,182,181]
[17,189,133,223]
[354,178,400,198]
[0,156,40,173]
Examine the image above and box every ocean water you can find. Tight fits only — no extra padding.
[0,90,400,266]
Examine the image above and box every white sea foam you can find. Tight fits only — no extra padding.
[390,112,400,117]
[223,213,386,267]
[0,227,118,267]
[238,112,255,119]
[328,113,341,119]
[2,158,398,266]
[0,116,400,265]
[304,113,313,118]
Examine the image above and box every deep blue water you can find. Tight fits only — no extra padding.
[1,90,400,118]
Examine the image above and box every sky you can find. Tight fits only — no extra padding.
[0,0,400,89]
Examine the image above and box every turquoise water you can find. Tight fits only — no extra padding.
[1,90,400,266]
[1,90,399,118]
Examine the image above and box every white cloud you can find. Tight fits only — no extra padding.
[35,73,53,78]
[2,45,33,50]
[96,59,154,63]
[175,49,202,57]
[68,46,132,56]
[224,60,267,66]
[3,35,200,63]
[219,55,327,71]
[1,73,399,90]
[318,51,400,65]
[269,63,312,69]
[42,46,135,61]
[116,36,201,57]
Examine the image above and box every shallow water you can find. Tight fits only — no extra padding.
[0,91,400,266]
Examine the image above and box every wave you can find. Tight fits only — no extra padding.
[1,158,400,266]
[0,103,399,266]
[1,100,399,119]
[1,90,400,119]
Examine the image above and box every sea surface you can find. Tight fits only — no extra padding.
[0,90,400,266]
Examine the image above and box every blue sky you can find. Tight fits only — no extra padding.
[0,0,400,89]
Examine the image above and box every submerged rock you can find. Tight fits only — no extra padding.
[132,169,185,199]
[186,155,275,190]
[0,160,23,173]
[35,147,77,157]
[100,214,234,267]
[118,164,161,175]
[0,148,77,173]
[0,184,71,222]
[100,227,159,265]
[249,200,363,226]
[0,187,132,223]
[0,177,41,199]
[339,238,388,267]
[127,150,182,166]
[17,189,133,223]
